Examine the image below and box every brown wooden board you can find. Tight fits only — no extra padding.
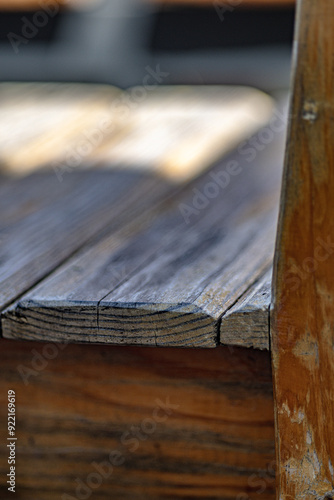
[270,0,334,498]
[0,339,275,499]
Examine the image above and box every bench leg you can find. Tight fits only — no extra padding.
[270,0,334,498]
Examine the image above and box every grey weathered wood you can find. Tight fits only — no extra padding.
[97,208,277,347]
[2,119,285,347]
[1,208,277,347]
[0,171,86,230]
[220,268,272,350]
[0,170,172,312]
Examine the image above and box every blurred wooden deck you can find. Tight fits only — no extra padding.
[0,82,285,349]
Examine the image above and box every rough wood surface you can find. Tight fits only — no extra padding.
[0,340,275,499]
[2,117,285,347]
[0,170,173,312]
[221,267,272,350]
[270,0,334,498]
[0,83,272,316]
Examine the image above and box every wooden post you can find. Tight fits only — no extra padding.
[271,0,334,498]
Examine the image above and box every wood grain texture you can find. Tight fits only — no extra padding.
[0,84,272,315]
[220,268,272,350]
[0,170,173,312]
[270,0,334,498]
[0,339,276,499]
[2,118,285,347]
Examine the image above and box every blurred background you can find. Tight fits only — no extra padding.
[0,0,295,179]
[0,0,295,90]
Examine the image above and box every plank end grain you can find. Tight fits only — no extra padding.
[2,299,218,348]
[220,268,272,350]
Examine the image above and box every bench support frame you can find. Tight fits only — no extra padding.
[271,0,334,498]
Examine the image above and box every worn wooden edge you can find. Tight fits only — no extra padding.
[220,267,272,350]
[1,207,277,350]
[0,173,281,349]
[1,300,218,348]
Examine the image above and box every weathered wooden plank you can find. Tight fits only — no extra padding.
[0,171,88,230]
[0,170,173,312]
[220,267,272,350]
[0,339,275,499]
[2,116,285,347]
[270,0,334,498]
[0,83,279,345]
[96,206,277,348]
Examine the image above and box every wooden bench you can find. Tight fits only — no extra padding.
[0,0,333,498]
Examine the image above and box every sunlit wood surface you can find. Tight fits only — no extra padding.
[0,82,273,181]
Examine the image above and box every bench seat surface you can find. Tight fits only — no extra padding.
[0,83,287,349]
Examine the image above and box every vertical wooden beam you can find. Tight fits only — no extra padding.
[271,0,334,499]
